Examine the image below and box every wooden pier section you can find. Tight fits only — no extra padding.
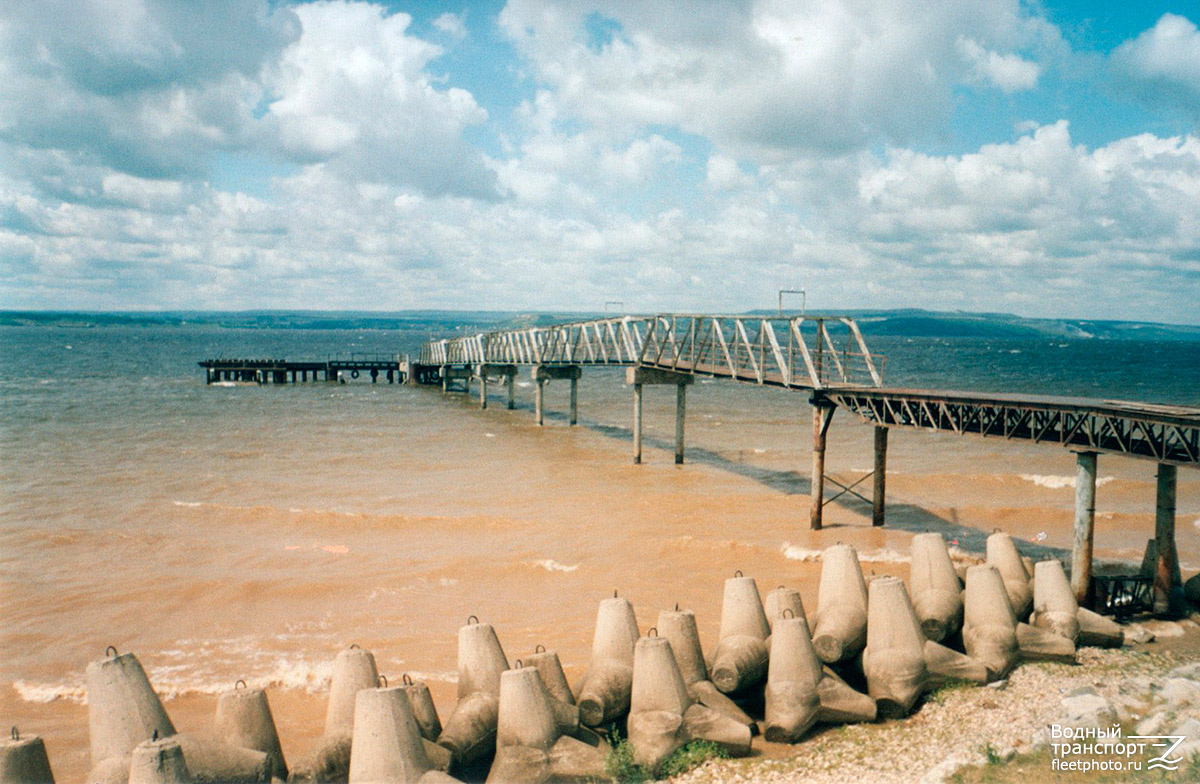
[413,313,1200,616]
[199,354,406,385]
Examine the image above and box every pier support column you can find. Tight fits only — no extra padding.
[633,383,643,464]
[626,367,694,465]
[479,373,488,409]
[809,396,836,530]
[1154,464,1184,617]
[674,382,686,464]
[872,425,888,527]
[1070,451,1097,606]
[441,366,449,393]
[531,365,582,426]
[507,374,515,409]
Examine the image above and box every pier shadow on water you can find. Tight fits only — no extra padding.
[580,414,1071,562]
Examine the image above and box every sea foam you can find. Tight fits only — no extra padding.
[1019,474,1115,490]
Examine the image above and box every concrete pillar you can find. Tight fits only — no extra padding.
[1155,464,1184,617]
[535,380,545,426]
[962,565,1018,681]
[348,687,431,784]
[633,383,644,465]
[809,399,835,530]
[763,617,822,742]
[441,367,449,393]
[576,597,639,727]
[479,373,488,410]
[987,531,1032,621]
[506,375,515,410]
[1031,559,1080,643]
[674,383,686,464]
[811,544,868,664]
[710,576,771,695]
[862,576,928,718]
[910,532,963,643]
[214,685,287,781]
[569,377,578,426]
[1070,452,1097,606]
[86,651,176,769]
[763,587,808,632]
[872,426,888,526]
[438,621,509,769]
[1,731,56,784]
[128,737,190,784]
[325,646,379,737]
[627,637,690,771]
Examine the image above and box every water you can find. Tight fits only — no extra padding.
[2,323,1198,777]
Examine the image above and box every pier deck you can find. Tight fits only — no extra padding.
[199,353,404,384]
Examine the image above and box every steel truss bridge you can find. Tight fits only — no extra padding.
[416,313,1198,615]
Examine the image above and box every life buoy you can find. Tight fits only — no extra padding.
[351,369,360,379]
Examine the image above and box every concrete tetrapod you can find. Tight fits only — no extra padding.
[763,616,822,742]
[486,667,607,784]
[348,686,458,784]
[862,577,929,719]
[709,576,771,695]
[910,533,964,643]
[1015,623,1077,664]
[656,609,755,731]
[815,668,877,725]
[986,532,1033,621]
[172,735,269,784]
[1031,559,1080,643]
[575,597,639,728]
[127,738,191,784]
[628,637,751,773]
[962,565,1019,681]
[401,675,444,744]
[291,646,379,783]
[1,730,55,784]
[214,685,287,780]
[1076,608,1125,648]
[811,545,869,665]
[923,641,989,686]
[437,620,510,771]
[763,587,808,631]
[86,650,176,777]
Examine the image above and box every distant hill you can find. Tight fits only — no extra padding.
[2,308,1198,341]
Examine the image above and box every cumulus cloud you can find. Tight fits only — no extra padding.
[498,0,1059,159]
[958,37,1040,92]
[1111,13,1200,117]
[0,0,299,180]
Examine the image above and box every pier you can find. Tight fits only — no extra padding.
[411,313,1200,615]
[199,353,407,385]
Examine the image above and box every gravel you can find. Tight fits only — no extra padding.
[668,645,1197,784]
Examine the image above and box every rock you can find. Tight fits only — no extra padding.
[1162,678,1200,709]
[1123,625,1155,644]
[1031,727,1051,750]
[1169,662,1200,681]
[1136,711,1171,736]
[919,752,977,784]
[1139,620,1186,638]
[1059,687,1116,729]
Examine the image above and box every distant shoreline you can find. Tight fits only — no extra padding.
[3,308,1200,341]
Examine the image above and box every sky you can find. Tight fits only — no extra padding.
[1,1,1198,322]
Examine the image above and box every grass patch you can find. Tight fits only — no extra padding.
[603,728,729,782]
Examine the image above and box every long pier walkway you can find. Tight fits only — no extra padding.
[413,313,1200,615]
[199,353,406,384]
